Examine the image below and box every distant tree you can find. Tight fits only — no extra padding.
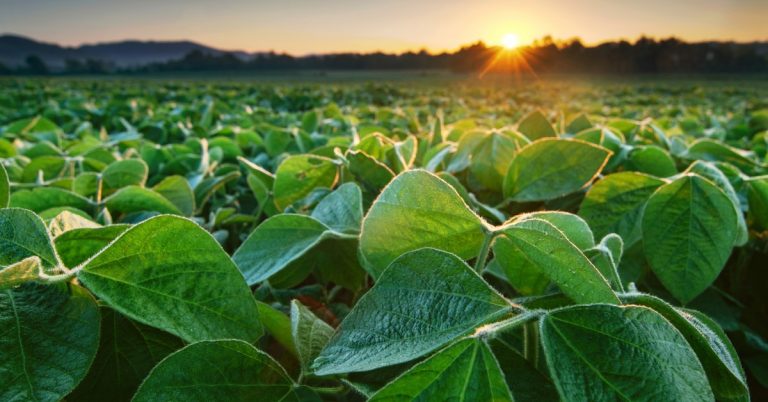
[24,54,49,74]
[65,58,85,74]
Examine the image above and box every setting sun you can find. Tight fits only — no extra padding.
[501,33,520,49]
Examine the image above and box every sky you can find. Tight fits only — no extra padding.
[1,0,766,54]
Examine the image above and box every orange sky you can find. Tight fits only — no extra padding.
[1,0,766,54]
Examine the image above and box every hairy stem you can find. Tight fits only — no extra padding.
[474,232,494,272]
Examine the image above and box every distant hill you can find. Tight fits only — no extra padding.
[0,34,248,68]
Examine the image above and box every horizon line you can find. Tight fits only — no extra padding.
[3,32,768,58]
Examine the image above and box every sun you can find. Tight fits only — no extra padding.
[500,33,520,49]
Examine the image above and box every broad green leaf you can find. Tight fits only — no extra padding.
[0,208,58,268]
[517,110,556,140]
[313,248,514,375]
[0,257,42,290]
[642,174,738,303]
[310,182,363,233]
[0,163,8,208]
[621,293,748,402]
[627,145,677,177]
[565,113,592,134]
[78,215,262,343]
[10,187,92,213]
[516,211,595,249]
[469,131,519,191]
[498,219,619,304]
[54,225,129,268]
[152,175,195,216]
[133,340,309,402]
[541,304,714,402]
[0,283,100,402]
[102,159,148,189]
[579,172,665,245]
[504,138,611,202]
[21,155,66,182]
[685,139,758,174]
[273,154,338,211]
[104,186,183,216]
[68,307,183,402]
[233,214,338,285]
[686,161,748,247]
[369,338,513,402]
[346,150,395,192]
[291,300,335,374]
[359,170,486,278]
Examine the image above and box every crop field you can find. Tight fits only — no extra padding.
[1,77,768,401]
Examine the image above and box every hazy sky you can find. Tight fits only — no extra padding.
[1,0,766,54]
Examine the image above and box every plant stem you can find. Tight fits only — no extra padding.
[474,232,493,272]
[524,321,540,368]
[472,309,543,338]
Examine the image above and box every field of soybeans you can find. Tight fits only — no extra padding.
[1,77,768,401]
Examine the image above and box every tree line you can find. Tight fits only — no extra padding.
[2,36,767,75]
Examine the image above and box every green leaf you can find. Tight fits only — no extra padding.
[642,174,737,303]
[503,138,611,202]
[369,338,513,402]
[291,300,335,375]
[273,154,338,211]
[346,150,395,192]
[0,257,42,290]
[310,182,363,233]
[54,225,129,268]
[517,110,556,140]
[10,187,92,214]
[67,307,183,402]
[256,300,296,356]
[0,208,58,268]
[565,113,592,134]
[133,340,306,402]
[21,155,67,182]
[621,293,748,402]
[0,283,100,402]
[686,161,748,247]
[233,214,338,285]
[312,248,514,375]
[152,175,195,216]
[685,139,758,174]
[498,219,619,304]
[579,171,665,245]
[541,304,714,402]
[747,175,768,230]
[517,211,595,250]
[468,131,520,191]
[78,215,262,343]
[626,145,677,177]
[102,159,148,189]
[105,186,183,216]
[359,170,486,278]
[0,163,8,208]
[193,170,241,210]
